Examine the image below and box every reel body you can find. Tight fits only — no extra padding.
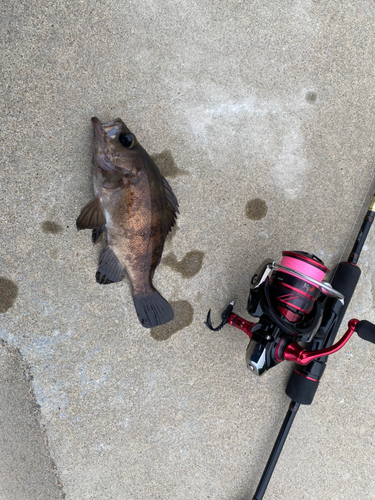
[206,250,375,389]
[238,251,343,378]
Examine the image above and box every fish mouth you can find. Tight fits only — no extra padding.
[91,117,126,140]
[91,117,105,144]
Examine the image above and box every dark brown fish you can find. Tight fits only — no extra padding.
[76,117,179,328]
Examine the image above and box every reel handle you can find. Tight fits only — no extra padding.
[356,320,375,344]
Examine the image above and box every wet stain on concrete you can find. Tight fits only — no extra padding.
[245,198,268,220]
[0,277,19,313]
[163,251,204,278]
[150,300,194,341]
[41,221,64,234]
[305,91,317,104]
[151,149,189,178]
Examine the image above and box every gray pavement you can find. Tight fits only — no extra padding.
[1,1,375,499]
[0,341,63,500]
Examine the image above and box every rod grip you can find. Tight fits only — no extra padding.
[327,262,361,343]
[330,262,361,306]
[285,370,319,405]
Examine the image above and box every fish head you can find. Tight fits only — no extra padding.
[91,117,142,175]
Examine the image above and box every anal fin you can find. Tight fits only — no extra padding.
[96,246,125,285]
[76,198,106,230]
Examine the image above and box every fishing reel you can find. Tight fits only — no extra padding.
[206,250,375,384]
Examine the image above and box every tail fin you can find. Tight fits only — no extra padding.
[132,290,174,328]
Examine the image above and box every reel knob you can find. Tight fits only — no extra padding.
[356,320,375,344]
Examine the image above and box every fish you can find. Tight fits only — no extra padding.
[76,117,179,328]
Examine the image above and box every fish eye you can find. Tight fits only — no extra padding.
[119,133,134,148]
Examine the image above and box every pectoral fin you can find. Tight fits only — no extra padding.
[76,198,106,230]
[162,177,179,236]
[96,246,125,285]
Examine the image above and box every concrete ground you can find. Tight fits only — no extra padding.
[0,341,63,500]
[1,1,375,499]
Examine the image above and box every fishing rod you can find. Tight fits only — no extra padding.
[205,194,375,499]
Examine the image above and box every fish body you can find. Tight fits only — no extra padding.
[77,117,179,328]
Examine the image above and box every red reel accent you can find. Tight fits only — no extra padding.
[282,318,359,365]
[228,313,256,339]
[278,306,302,323]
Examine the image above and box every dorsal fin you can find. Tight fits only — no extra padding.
[162,177,179,237]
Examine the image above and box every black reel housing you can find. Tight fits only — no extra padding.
[242,251,349,380]
[247,252,328,343]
